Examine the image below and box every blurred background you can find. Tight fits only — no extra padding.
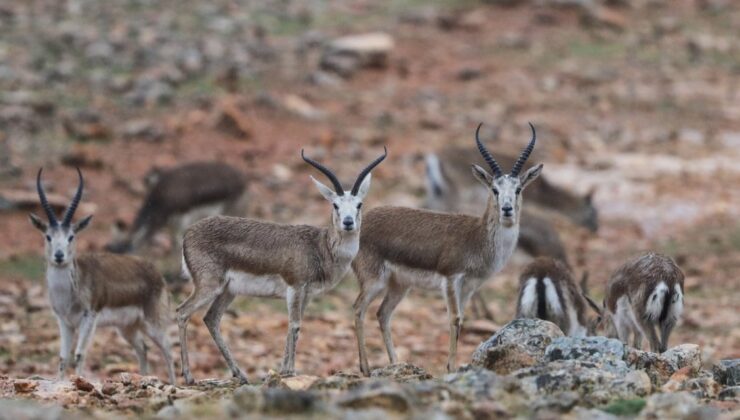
[0,0,738,382]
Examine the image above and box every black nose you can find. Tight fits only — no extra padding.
[502,206,513,216]
[343,217,354,228]
[54,251,64,263]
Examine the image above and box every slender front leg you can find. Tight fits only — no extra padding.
[281,285,306,376]
[56,317,74,380]
[74,310,99,377]
[203,290,249,384]
[376,277,409,365]
[443,275,464,373]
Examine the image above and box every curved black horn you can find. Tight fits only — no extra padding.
[302,149,345,195]
[62,167,84,227]
[510,122,536,176]
[351,147,387,196]
[36,168,58,227]
[475,123,503,177]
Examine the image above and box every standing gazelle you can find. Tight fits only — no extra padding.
[599,252,684,353]
[352,123,543,375]
[29,168,175,383]
[177,148,386,385]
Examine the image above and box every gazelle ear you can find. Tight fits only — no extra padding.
[310,176,337,202]
[73,215,93,233]
[520,163,543,190]
[29,213,47,232]
[471,164,493,188]
[354,173,372,200]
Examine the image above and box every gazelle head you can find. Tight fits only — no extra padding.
[29,168,93,267]
[303,148,387,234]
[471,123,543,228]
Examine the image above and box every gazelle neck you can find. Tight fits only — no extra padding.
[326,222,360,262]
[480,193,501,234]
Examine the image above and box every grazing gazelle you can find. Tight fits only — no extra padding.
[106,162,247,254]
[29,168,175,383]
[352,123,543,375]
[177,148,387,385]
[516,257,597,337]
[598,252,684,353]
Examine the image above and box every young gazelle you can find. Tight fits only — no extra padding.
[516,257,596,337]
[177,148,386,385]
[29,168,175,383]
[599,252,684,353]
[352,123,543,375]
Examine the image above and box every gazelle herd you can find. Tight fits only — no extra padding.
[28,123,684,384]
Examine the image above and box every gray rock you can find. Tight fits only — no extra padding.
[472,319,563,374]
[85,41,114,63]
[515,360,651,406]
[545,336,627,372]
[370,363,432,382]
[625,344,702,386]
[713,359,740,386]
[335,380,415,413]
[637,392,718,420]
[121,119,165,142]
[321,32,394,78]
[0,399,73,420]
[718,385,739,401]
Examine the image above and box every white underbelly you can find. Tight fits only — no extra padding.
[388,263,445,291]
[97,306,145,328]
[226,270,288,298]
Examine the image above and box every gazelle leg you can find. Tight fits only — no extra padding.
[443,274,464,373]
[176,281,223,385]
[56,318,74,380]
[636,317,662,353]
[203,290,248,383]
[281,285,307,376]
[377,276,409,365]
[353,269,389,376]
[142,320,177,384]
[74,310,99,377]
[659,318,676,353]
[120,327,148,375]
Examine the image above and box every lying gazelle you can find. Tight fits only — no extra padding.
[516,257,598,337]
[425,143,597,232]
[596,252,684,353]
[29,168,175,383]
[106,162,248,254]
[177,148,387,384]
[352,123,542,375]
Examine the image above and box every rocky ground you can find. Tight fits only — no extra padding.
[0,0,738,417]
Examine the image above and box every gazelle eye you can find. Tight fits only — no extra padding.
[492,188,499,196]
[68,235,74,242]
[516,188,522,195]
[46,235,51,242]
[357,203,362,209]
[333,203,339,210]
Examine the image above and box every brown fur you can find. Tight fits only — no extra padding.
[183,216,338,287]
[603,252,685,352]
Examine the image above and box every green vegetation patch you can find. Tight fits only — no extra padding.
[0,254,45,281]
[601,398,646,416]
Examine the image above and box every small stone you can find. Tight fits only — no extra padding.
[713,359,740,386]
[456,66,483,81]
[282,94,325,121]
[214,99,253,139]
[13,380,37,393]
[101,380,120,396]
[580,6,627,32]
[63,109,111,141]
[121,119,165,142]
[73,376,95,392]
[321,33,394,78]
[370,363,432,382]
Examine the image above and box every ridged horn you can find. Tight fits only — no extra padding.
[510,122,536,176]
[36,168,58,227]
[302,149,345,195]
[62,167,84,227]
[475,123,503,177]
[351,147,387,196]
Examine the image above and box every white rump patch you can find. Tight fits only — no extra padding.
[518,278,538,318]
[670,284,684,321]
[645,282,668,321]
[543,277,564,317]
[562,292,586,337]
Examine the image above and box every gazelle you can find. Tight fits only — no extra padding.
[106,162,247,254]
[352,123,543,375]
[29,168,175,383]
[425,144,597,232]
[177,148,387,385]
[516,257,597,337]
[598,252,684,353]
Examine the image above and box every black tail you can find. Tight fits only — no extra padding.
[536,277,547,320]
[659,286,674,323]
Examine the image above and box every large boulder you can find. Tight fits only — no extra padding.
[471,319,564,374]
[713,359,740,386]
[545,336,627,372]
[625,344,702,386]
